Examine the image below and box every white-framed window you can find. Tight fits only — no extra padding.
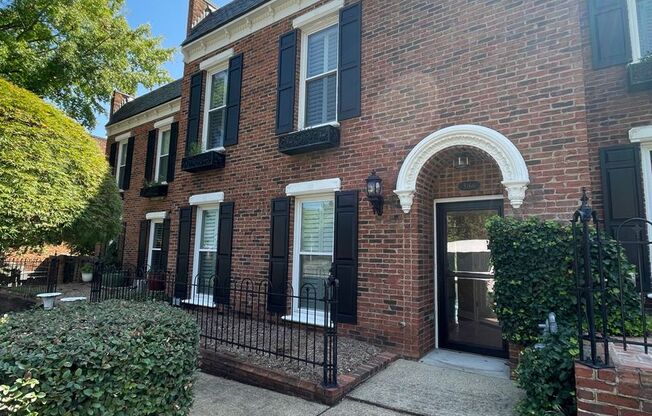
[155,127,171,183]
[116,140,129,190]
[147,219,164,271]
[299,22,339,130]
[291,194,335,323]
[192,204,220,304]
[628,0,652,61]
[202,66,228,151]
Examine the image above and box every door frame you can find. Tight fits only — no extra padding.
[433,195,507,357]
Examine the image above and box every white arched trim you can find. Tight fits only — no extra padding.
[394,125,530,213]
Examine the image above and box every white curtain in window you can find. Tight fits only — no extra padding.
[305,25,338,127]
[300,201,334,252]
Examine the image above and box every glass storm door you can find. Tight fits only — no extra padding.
[436,199,507,358]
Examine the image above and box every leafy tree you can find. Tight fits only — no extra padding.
[0,78,122,254]
[0,0,174,128]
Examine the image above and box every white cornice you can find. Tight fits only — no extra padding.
[286,178,341,196]
[189,192,225,206]
[293,0,343,29]
[199,48,234,71]
[106,98,181,138]
[146,211,168,220]
[153,116,175,129]
[182,0,321,64]
[629,126,652,143]
[115,132,132,142]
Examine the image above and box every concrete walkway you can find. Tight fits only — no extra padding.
[191,355,523,416]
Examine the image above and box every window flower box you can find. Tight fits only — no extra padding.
[278,125,340,155]
[628,59,652,92]
[181,151,226,173]
[139,183,168,198]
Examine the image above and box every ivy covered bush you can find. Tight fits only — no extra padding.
[487,216,643,346]
[516,326,579,416]
[0,301,199,415]
[0,78,122,254]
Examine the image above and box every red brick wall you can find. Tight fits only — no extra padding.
[108,0,594,357]
[575,361,652,415]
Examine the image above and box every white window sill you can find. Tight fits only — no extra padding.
[298,121,340,132]
[181,297,215,307]
[201,146,226,154]
[282,311,331,327]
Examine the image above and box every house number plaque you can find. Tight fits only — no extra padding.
[458,181,481,191]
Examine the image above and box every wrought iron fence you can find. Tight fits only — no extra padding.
[90,264,339,387]
[573,190,652,367]
[0,257,57,297]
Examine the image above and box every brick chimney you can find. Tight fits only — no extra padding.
[187,0,218,35]
[110,90,134,117]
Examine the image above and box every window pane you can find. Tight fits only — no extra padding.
[207,108,225,149]
[150,250,162,271]
[152,222,164,249]
[307,25,338,78]
[298,254,330,311]
[160,130,171,156]
[210,71,227,109]
[157,155,168,183]
[200,209,218,250]
[197,252,216,296]
[638,0,652,56]
[117,167,124,189]
[300,200,334,252]
[119,143,128,165]
[305,74,337,127]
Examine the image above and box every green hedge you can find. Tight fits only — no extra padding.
[487,216,643,346]
[0,301,199,415]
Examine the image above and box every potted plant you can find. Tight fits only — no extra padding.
[80,263,93,283]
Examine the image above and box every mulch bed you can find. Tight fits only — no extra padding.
[195,312,382,383]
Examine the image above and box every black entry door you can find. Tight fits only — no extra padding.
[436,199,507,358]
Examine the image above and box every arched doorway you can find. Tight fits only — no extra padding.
[395,125,530,357]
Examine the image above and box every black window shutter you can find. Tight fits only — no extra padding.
[224,54,244,147]
[338,2,362,121]
[275,30,297,135]
[333,190,358,324]
[588,0,631,69]
[144,129,157,182]
[122,137,135,190]
[175,207,193,300]
[108,142,117,175]
[268,197,290,314]
[159,218,171,272]
[136,219,150,276]
[167,122,179,182]
[600,144,649,289]
[214,202,235,304]
[186,72,204,154]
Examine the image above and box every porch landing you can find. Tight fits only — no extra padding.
[191,358,523,415]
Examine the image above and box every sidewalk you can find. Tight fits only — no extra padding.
[191,356,522,416]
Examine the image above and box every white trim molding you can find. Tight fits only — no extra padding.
[145,211,168,220]
[394,125,530,213]
[629,125,652,143]
[115,131,132,142]
[189,192,225,206]
[182,0,321,63]
[286,178,341,197]
[153,116,175,129]
[199,48,235,71]
[293,0,343,29]
[106,98,181,137]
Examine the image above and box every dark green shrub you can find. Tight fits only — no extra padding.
[0,301,199,415]
[487,216,643,346]
[516,326,579,415]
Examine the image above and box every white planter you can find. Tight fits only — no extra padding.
[36,292,62,310]
[81,272,93,283]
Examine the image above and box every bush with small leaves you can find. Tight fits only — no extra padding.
[0,301,199,415]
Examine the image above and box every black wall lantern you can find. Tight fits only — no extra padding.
[366,170,383,216]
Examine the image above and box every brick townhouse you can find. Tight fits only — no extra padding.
[104,0,652,359]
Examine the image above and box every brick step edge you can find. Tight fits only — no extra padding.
[199,348,398,406]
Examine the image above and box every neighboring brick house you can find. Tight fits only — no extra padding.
[104,0,652,359]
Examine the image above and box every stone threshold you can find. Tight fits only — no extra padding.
[199,348,398,405]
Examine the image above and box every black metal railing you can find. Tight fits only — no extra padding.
[0,257,57,297]
[573,190,652,367]
[90,264,339,387]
